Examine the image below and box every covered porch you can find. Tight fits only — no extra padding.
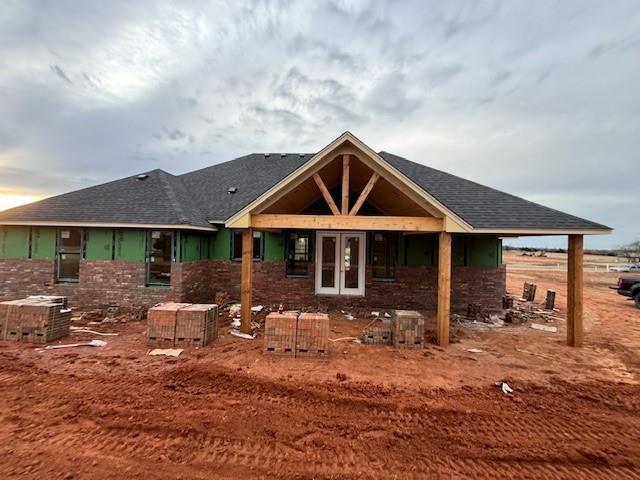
[227,133,585,348]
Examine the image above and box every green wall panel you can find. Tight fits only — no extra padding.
[211,227,231,260]
[452,235,466,267]
[263,232,283,262]
[31,227,56,259]
[468,235,499,267]
[404,234,435,266]
[85,228,114,261]
[0,226,30,259]
[114,229,146,262]
[180,232,204,262]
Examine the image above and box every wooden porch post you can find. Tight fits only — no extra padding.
[240,228,253,334]
[437,232,452,347]
[566,234,584,347]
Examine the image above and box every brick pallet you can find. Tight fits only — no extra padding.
[264,312,297,356]
[362,323,392,345]
[1,297,70,343]
[147,302,191,347]
[296,313,329,357]
[175,304,218,347]
[391,310,425,349]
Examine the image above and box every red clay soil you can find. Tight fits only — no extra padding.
[1,268,640,479]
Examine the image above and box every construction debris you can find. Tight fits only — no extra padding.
[495,381,514,395]
[523,282,537,302]
[531,323,558,333]
[44,339,107,350]
[148,348,183,357]
[230,330,256,340]
[70,327,118,336]
[545,290,556,310]
[466,348,484,353]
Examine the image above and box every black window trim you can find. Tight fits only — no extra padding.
[285,230,312,278]
[55,227,83,284]
[371,231,397,282]
[145,229,174,287]
[230,229,264,261]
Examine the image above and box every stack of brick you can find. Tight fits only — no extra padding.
[264,312,297,356]
[296,313,329,357]
[175,304,218,347]
[391,310,425,349]
[1,296,70,343]
[362,323,392,345]
[264,311,329,357]
[148,302,218,347]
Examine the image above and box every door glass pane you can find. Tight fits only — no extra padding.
[321,236,336,288]
[344,236,360,289]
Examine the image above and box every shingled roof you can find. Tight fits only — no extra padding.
[0,147,610,233]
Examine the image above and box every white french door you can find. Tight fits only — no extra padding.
[315,231,366,296]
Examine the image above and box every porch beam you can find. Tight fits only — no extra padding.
[341,154,350,214]
[312,173,340,216]
[240,228,253,335]
[566,234,584,347]
[436,231,452,347]
[251,214,444,232]
[349,172,380,216]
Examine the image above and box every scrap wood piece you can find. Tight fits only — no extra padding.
[148,348,183,357]
[531,323,558,333]
[44,339,107,350]
[230,330,256,340]
[70,327,118,336]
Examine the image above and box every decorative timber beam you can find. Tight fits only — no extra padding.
[341,154,350,215]
[566,234,584,347]
[349,172,380,216]
[436,231,452,347]
[240,228,253,334]
[312,173,340,216]
[251,214,443,232]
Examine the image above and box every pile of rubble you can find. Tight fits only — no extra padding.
[457,283,561,331]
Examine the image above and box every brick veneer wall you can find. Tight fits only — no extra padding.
[0,258,505,312]
[202,260,506,312]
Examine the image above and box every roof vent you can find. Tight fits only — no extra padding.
[136,174,149,181]
[280,153,286,157]
[299,153,305,158]
[228,187,237,194]
[264,153,270,158]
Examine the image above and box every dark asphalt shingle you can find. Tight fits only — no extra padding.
[0,151,610,231]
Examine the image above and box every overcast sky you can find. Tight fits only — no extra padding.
[0,1,638,248]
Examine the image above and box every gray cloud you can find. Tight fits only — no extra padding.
[0,0,639,248]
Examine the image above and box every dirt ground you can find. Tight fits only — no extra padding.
[1,264,640,479]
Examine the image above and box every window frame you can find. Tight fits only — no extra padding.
[145,230,174,287]
[370,231,398,281]
[55,228,83,283]
[231,230,263,261]
[285,230,312,278]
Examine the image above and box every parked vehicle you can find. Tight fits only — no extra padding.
[613,275,640,308]
[610,263,640,273]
